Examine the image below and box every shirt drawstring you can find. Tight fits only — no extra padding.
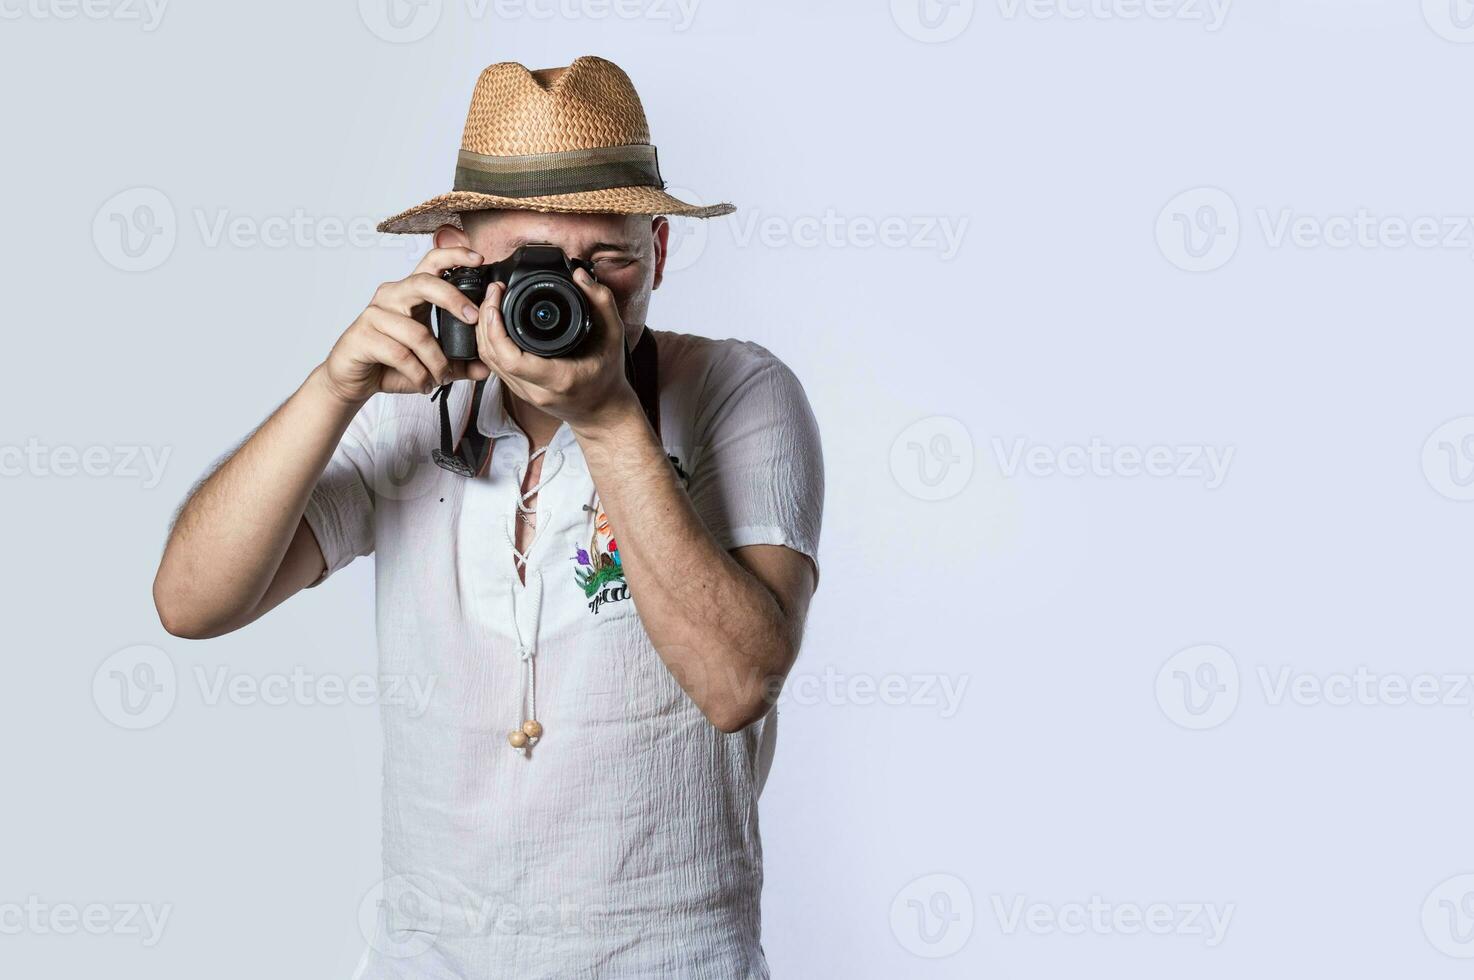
[501,447,563,753]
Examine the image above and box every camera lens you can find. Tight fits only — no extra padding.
[529,299,562,332]
[504,275,592,358]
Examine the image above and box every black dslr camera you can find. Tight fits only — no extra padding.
[435,244,595,359]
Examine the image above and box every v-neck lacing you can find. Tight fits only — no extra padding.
[499,444,563,752]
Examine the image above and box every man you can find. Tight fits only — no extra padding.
[152,57,824,978]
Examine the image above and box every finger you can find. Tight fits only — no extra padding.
[374,272,483,322]
[361,332,435,394]
[412,246,483,277]
[450,359,492,383]
[476,282,538,377]
[364,307,454,387]
[573,267,626,357]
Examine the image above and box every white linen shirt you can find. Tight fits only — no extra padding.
[304,328,824,980]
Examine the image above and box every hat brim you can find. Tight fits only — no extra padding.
[378,186,734,234]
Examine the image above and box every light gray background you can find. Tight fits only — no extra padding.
[4,0,1474,976]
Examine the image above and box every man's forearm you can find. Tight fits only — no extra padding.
[574,399,797,731]
[153,365,365,638]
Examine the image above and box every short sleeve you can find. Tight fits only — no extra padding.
[686,345,825,586]
[302,395,380,586]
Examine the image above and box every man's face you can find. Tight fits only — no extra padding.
[435,210,670,346]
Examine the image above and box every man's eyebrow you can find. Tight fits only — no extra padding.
[588,241,635,254]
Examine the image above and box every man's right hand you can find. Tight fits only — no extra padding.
[320,246,494,404]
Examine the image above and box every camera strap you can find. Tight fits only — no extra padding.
[431,327,660,478]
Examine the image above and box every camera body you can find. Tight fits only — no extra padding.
[435,244,595,360]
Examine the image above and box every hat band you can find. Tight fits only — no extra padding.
[453,145,663,199]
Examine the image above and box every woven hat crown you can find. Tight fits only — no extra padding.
[376,55,733,232]
[461,56,652,156]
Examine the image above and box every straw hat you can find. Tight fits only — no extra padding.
[378,56,734,234]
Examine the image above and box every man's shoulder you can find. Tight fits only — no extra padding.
[651,328,796,395]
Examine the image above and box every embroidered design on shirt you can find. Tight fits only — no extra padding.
[574,503,631,613]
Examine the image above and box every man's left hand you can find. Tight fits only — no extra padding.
[474,267,641,434]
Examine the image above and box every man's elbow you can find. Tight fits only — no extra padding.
[152,574,221,640]
[704,700,772,734]
[700,647,793,733]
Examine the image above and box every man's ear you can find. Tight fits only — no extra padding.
[433,223,469,251]
[651,216,670,291]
